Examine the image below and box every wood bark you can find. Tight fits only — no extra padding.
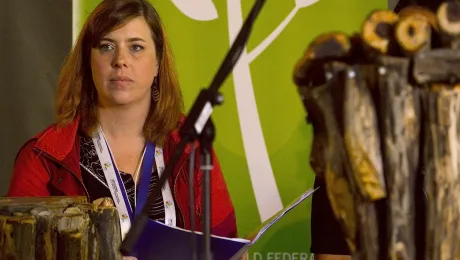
[293,2,460,260]
[333,62,383,260]
[293,32,351,88]
[374,56,421,260]
[0,215,36,260]
[421,85,460,260]
[302,61,384,259]
[89,207,122,260]
[0,196,122,260]
[362,10,399,55]
[339,62,386,202]
[413,49,460,84]
[32,209,56,260]
[395,9,433,55]
[436,1,460,49]
[302,81,358,253]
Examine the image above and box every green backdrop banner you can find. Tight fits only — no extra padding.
[75,0,387,257]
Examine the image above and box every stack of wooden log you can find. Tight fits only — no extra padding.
[0,196,122,260]
[294,1,460,260]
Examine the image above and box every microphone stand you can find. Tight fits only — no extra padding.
[200,119,215,260]
[119,0,267,259]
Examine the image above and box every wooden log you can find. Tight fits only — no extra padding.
[412,48,460,84]
[331,62,383,260]
[66,204,100,260]
[293,32,351,87]
[0,217,15,260]
[89,206,123,260]
[436,1,460,49]
[303,80,358,253]
[398,6,438,28]
[353,200,380,260]
[294,70,328,179]
[56,208,90,260]
[0,196,88,216]
[293,32,352,179]
[92,197,115,208]
[298,60,385,258]
[0,196,123,260]
[421,84,460,260]
[57,230,87,260]
[302,32,351,60]
[0,196,87,205]
[30,208,56,260]
[340,63,386,202]
[81,197,122,259]
[362,10,399,55]
[374,56,421,260]
[395,6,435,55]
[0,215,36,260]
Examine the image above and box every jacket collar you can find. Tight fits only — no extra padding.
[35,117,80,162]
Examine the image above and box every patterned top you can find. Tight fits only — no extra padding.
[79,132,167,223]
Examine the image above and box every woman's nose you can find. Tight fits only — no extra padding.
[112,49,128,68]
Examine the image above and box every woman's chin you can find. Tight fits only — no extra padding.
[107,93,134,104]
[100,97,136,107]
[99,93,150,107]
[113,99,135,105]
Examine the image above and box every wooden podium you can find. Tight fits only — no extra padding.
[0,196,122,260]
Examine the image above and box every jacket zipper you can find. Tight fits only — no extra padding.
[35,148,90,199]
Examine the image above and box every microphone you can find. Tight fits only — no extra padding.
[119,0,267,258]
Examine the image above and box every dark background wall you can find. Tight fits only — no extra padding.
[0,0,72,195]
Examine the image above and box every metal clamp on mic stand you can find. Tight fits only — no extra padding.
[119,0,266,259]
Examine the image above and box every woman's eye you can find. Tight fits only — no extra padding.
[99,44,114,52]
[131,45,144,52]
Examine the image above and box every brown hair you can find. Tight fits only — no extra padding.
[55,0,183,145]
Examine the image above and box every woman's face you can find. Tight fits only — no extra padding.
[90,16,158,107]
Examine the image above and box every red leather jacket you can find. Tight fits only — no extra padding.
[7,117,238,238]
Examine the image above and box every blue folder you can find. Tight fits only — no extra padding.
[127,188,317,260]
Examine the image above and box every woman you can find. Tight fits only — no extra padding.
[7,0,237,243]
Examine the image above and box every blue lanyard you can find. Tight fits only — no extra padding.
[105,141,156,221]
[134,142,155,217]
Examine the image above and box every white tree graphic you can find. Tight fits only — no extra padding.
[171,0,218,21]
[172,0,319,222]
